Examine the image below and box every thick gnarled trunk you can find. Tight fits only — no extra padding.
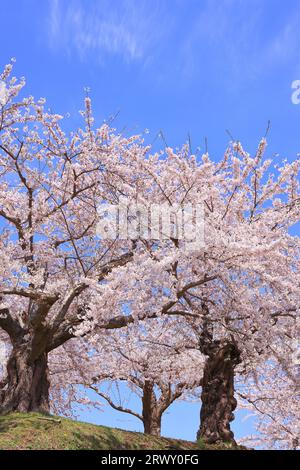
[142,380,162,436]
[197,341,241,444]
[0,343,50,414]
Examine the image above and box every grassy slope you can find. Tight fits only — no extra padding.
[0,413,242,450]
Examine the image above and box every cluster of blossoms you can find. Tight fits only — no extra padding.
[0,62,299,449]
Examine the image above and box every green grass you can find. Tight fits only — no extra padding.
[0,412,245,450]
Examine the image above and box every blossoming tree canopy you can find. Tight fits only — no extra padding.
[238,332,299,450]
[50,319,204,436]
[0,62,299,449]
[95,139,299,443]
[0,62,149,413]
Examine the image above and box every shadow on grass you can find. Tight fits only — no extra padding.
[71,427,128,450]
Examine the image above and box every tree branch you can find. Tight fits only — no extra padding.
[89,385,143,421]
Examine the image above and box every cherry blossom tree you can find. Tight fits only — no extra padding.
[0,62,148,413]
[95,139,299,444]
[0,61,298,450]
[237,327,299,450]
[50,320,203,436]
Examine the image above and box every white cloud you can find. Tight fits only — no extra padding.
[46,0,300,85]
[47,0,165,63]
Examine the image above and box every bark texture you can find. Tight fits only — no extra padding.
[0,337,50,414]
[197,303,241,444]
[197,340,241,444]
[142,380,162,436]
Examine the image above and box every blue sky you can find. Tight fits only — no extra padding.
[75,384,255,443]
[1,0,300,442]
[2,0,300,158]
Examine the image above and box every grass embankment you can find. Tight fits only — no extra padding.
[0,412,243,450]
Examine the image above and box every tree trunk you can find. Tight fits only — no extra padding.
[197,340,241,444]
[142,380,161,436]
[143,416,161,436]
[0,342,50,414]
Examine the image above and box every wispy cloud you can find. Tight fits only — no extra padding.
[179,0,264,81]
[264,8,300,71]
[47,0,165,63]
[179,0,300,85]
[46,0,300,85]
